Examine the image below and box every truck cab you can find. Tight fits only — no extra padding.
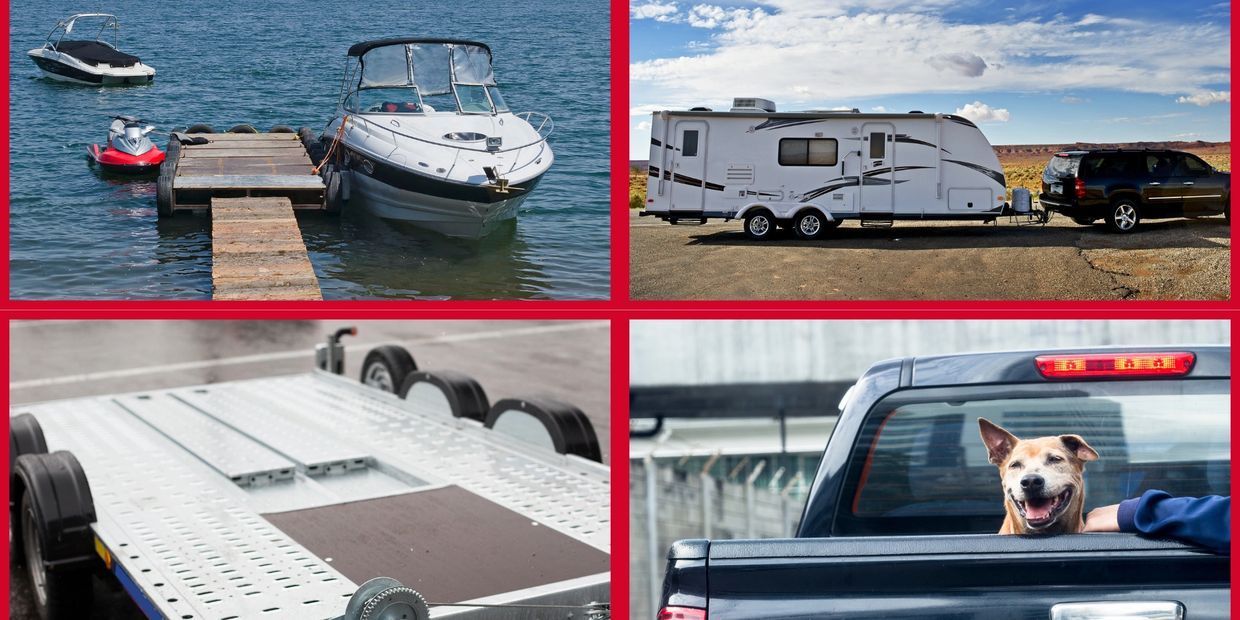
[660,346,1229,619]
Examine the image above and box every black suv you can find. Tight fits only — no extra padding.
[1039,149,1229,232]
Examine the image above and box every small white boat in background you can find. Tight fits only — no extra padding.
[318,38,553,239]
[28,14,155,85]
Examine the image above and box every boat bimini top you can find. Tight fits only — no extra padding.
[335,38,552,150]
[43,14,138,67]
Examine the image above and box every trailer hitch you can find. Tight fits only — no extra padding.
[315,326,357,375]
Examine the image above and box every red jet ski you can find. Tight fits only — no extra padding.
[88,115,165,174]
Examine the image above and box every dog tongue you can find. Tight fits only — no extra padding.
[1026,498,1053,521]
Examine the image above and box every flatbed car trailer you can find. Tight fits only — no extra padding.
[9,328,610,620]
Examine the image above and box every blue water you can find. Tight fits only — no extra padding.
[9,0,611,299]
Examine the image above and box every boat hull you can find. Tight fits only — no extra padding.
[28,52,153,85]
[347,170,534,239]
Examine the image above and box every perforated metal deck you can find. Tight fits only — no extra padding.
[11,371,610,620]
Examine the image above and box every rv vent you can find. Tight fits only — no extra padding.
[725,165,754,184]
[731,97,777,113]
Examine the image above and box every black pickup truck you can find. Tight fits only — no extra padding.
[659,347,1229,620]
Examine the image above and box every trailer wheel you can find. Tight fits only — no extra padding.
[9,414,47,567]
[156,174,174,217]
[185,123,215,134]
[744,210,776,241]
[12,452,97,620]
[794,211,835,240]
[227,123,259,134]
[1105,199,1140,233]
[360,346,417,394]
[399,370,490,422]
[485,398,602,463]
[269,125,296,134]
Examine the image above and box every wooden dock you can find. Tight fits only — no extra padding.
[162,132,326,213]
[211,197,322,301]
[157,130,329,300]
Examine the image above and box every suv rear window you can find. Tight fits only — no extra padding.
[838,380,1228,536]
[1045,154,1082,177]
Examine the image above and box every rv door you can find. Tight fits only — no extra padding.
[670,121,708,212]
[861,122,895,213]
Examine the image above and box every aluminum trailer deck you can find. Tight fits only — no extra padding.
[10,352,609,619]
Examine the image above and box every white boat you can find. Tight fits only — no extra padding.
[27,14,155,85]
[319,38,553,239]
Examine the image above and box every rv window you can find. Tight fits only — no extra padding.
[778,138,838,166]
[682,130,699,157]
[869,132,886,159]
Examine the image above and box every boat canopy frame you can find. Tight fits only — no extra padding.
[44,13,122,50]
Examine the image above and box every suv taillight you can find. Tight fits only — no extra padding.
[1074,178,1086,199]
[658,607,707,620]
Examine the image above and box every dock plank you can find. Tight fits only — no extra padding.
[181,148,314,159]
[176,175,324,190]
[211,197,321,301]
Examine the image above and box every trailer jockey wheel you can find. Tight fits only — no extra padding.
[12,451,97,620]
[485,398,603,463]
[342,577,430,620]
[9,414,48,567]
[398,370,490,422]
[360,345,417,394]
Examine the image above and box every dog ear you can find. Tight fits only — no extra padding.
[1059,434,1099,462]
[978,418,1018,465]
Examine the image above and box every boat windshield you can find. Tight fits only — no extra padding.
[348,41,508,115]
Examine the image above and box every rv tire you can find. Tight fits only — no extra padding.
[793,211,830,240]
[1104,199,1140,233]
[743,210,776,240]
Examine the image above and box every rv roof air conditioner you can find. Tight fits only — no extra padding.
[731,97,777,113]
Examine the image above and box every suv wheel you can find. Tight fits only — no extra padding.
[1105,200,1140,233]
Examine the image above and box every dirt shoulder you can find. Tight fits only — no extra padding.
[629,211,1229,300]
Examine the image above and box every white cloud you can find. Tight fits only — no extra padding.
[955,101,1010,123]
[871,105,889,112]
[1176,90,1230,106]
[630,8,1230,103]
[1060,96,1089,104]
[631,1,680,22]
[927,52,988,78]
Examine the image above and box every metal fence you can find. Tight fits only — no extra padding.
[630,456,816,618]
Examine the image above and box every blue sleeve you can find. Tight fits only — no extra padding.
[1116,490,1230,554]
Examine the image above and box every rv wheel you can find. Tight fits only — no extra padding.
[360,345,418,394]
[744,210,776,240]
[793,211,833,240]
[1104,200,1140,233]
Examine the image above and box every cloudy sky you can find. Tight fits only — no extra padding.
[629,0,1230,158]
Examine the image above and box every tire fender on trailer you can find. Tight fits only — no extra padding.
[398,370,490,423]
[360,345,418,394]
[11,451,98,619]
[484,398,603,463]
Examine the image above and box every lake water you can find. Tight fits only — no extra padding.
[9,0,611,299]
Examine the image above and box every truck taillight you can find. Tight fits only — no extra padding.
[658,606,707,620]
[1074,178,1086,199]
[1035,352,1195,379]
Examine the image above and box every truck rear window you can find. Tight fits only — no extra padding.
[1045,154,1082,177]
[839,380,1228,536]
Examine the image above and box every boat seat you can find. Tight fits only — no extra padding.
[53,40,140,67]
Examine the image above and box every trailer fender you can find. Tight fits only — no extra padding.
[736,202,834,222]
[791,204,836,223]
[399,370,491,423]
[485,398,603,463]
[11,451,97,571]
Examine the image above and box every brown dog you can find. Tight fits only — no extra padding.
[978,418,1099,535]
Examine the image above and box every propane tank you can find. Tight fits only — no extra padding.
[1012,187,1032,213]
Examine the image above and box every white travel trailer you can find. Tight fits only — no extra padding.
[641,98,1041,240]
